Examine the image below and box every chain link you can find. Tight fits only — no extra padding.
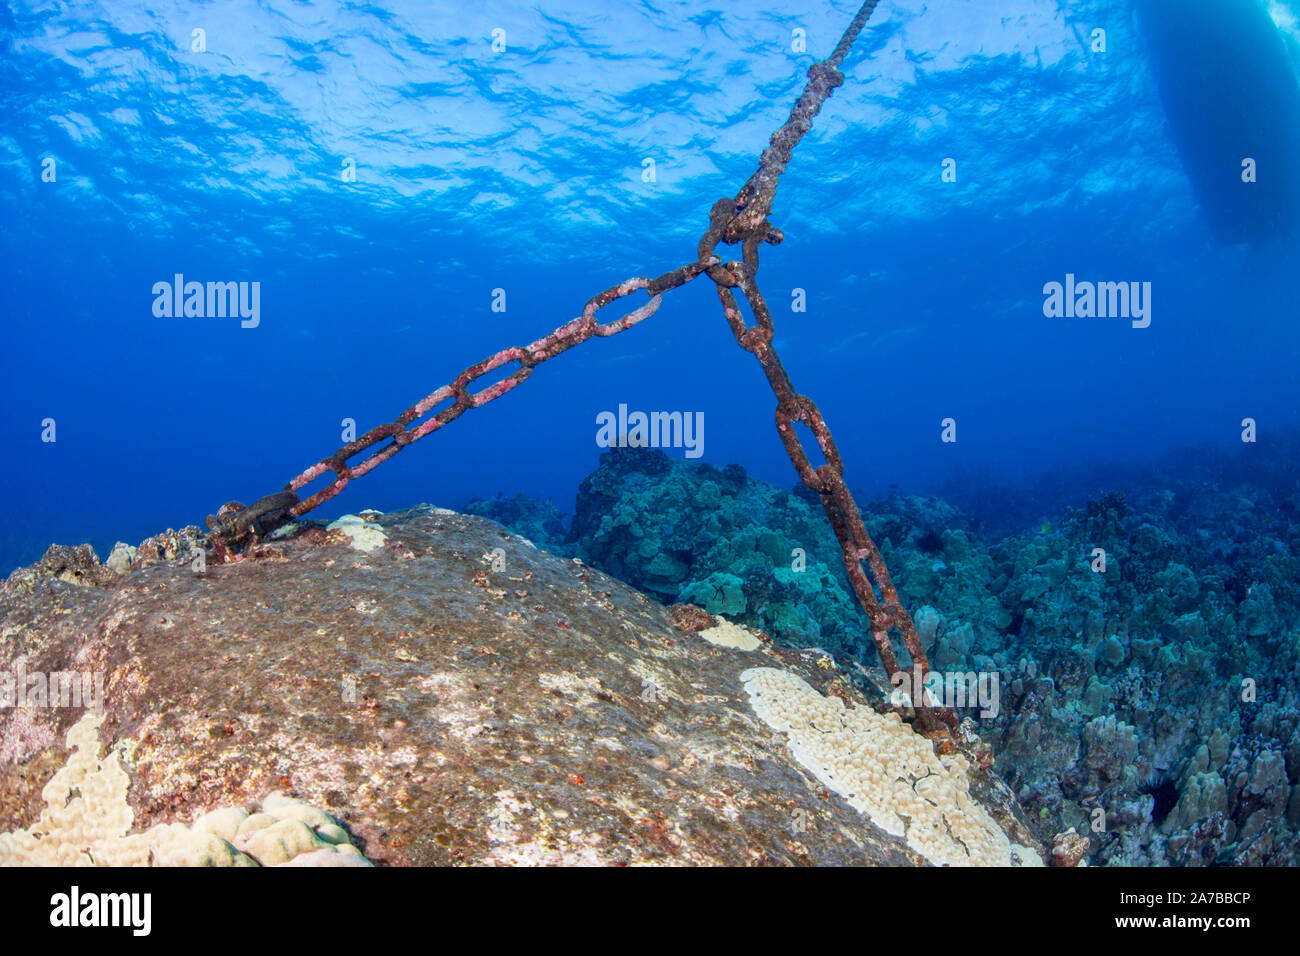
[207,0,949,733]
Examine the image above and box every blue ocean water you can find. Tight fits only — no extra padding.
[1,0,1298,570]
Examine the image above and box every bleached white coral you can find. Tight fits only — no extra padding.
[697,620,761,651]
[327,513,387,553]
[740,667,1024,867]
[0,713,371,867]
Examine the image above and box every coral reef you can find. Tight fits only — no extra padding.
[563,448,870,659]
[466,494,569,554]
[470,438,1300,866]
[0,713,370,866]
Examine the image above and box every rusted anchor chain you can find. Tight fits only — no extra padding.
[206,0,950,733]
[716,0,880,248]
[693,0,950,733]
[206,257,717,554]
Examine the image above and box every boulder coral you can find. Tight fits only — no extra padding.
[0,713,371,867]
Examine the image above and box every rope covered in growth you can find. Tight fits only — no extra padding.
[207,0,952,734]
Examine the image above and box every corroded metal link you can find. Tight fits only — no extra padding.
[714,279,779,354]
[204,491,301,556]
[772,395,846,488]
[715,285,751,345]
[794,396,845,477]
[698,198,736,276]
[586,280,662,336]
[739,280,776,339]
[459,346,533,408]
[648,256,719,296]
[525,317,596,363]
[290,468,350,516]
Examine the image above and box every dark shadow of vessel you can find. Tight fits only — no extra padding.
[1138,0,1300,243]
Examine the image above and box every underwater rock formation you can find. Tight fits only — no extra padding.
[0,506,1041,866]
[564,448,872,659]
[473,444,1300,866]
[466,494,570,555]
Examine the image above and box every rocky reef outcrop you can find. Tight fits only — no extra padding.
[549,448,872,660]
[471,445,1300,866]
[0,506,1041,866]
